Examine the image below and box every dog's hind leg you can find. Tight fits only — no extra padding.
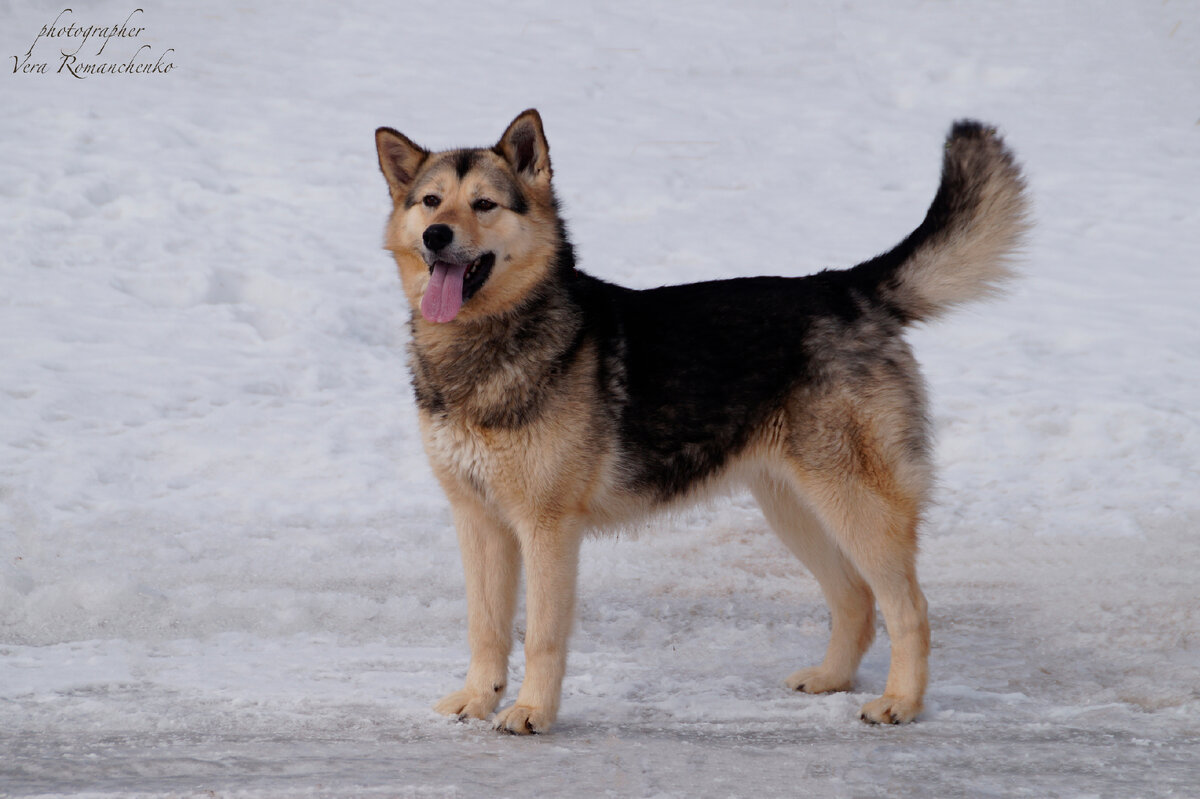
[785,459,931,724]
[434,489,521,721]
[750,474,876,695]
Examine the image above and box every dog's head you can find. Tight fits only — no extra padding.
[376,110,564,325]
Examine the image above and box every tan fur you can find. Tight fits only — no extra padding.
[375,112,1025,733]
[412,367,934,730]
[384,150,561,326]
[892,129,1030,320]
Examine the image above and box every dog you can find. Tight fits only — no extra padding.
[374,111,1028,733]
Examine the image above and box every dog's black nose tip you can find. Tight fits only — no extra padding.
[423,224,454,252]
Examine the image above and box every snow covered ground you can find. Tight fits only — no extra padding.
[2,0,1199,796]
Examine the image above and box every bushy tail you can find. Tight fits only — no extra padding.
[851,120,1030,324]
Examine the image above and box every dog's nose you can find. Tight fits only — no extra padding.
[423,224,454,252]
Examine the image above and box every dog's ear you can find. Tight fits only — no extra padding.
[496,109,551,185]
[376,127,428,203]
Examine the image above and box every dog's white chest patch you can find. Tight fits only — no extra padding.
[424,416,498,494]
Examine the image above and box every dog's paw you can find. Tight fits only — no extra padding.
[859,694,922,725]
[493,703,554,735]
[434,688,501,721]
[785,666,853,694]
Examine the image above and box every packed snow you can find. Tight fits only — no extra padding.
[2,0,1198,796]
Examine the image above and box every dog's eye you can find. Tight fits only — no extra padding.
[472,198,497,212]
[422,195,441,208]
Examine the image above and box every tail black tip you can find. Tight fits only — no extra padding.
[948,119,998,142]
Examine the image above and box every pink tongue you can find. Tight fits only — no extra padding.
[421,261,469,323]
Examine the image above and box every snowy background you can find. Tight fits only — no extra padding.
[2,0,1199,796]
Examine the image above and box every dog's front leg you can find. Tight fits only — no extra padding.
[434,490,520,721]
[493,515,582,734]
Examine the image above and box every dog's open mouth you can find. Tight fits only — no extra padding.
[421,252,495,323]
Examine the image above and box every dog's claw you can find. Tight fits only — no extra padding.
[493,703,552,734]
[859,695,922,724]
[786,666,854,695]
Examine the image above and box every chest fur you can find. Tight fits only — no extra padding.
[420,408,583,514]
[422,412,504,495]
